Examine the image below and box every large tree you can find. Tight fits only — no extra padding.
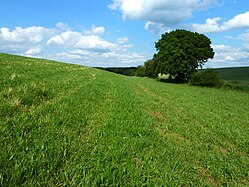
[154,29,214,82]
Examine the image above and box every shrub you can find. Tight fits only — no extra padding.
[144,59,158,78]
[135,65,146,77]
[190,69,223,88]
[223,81,249,93]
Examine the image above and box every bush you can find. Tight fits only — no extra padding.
[189,69,223,88]
[135,65,146,77]
[144,59,158,78]
[223,81,249,93]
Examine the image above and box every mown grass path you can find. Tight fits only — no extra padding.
[0,54,249,186]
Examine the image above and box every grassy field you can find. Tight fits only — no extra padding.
[213,67,249,92]
[215,67,249,82]
[0,53,249,186]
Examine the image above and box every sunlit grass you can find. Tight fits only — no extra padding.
[1,53,249,186]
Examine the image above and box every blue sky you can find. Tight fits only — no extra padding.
[0,0,249,68]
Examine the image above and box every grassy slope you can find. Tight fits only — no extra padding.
[0,53,249,186]
[215,67,249,81]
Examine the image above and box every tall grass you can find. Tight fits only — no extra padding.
[222,81,249,93]
[1,53,249,186]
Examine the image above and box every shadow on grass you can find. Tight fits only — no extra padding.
[157,78,183,84]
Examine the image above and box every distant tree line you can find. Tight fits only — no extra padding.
[96,67,137,76]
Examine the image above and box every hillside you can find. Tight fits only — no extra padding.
[0,53,249,186]
[215,67,249,82]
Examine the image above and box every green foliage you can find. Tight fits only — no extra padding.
[134,65,146,77]
[154,29,214,82]
[188,67,249,92]
[210,67,249,92]
[144,59,158,78]
[96,67,137,76]
[215,67,249,81]
[190,69,224,88]
[223,81,249,92]
[1,53,249,186]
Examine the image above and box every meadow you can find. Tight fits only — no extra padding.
[213,67,249,93]
[215,67,249,81]
[0,53,249,186]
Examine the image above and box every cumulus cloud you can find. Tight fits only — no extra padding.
[51,49,146,67]
[0,23,146,67]
[47,31,116,52]
[0,26,55,56]
[207,44,249,67]
[75,35,116,52]
[144,21,171,34]
[108,0,217,33]
[212,44,239,52]
[108,0,122,10]
[47,31,82,46]
[48,35,145,67]
[70,49,93,56]
[192,11,249,33]
[91,26,105,34]
[25,46,42,56]
[0,26,55,42]
[83,25,106,35]
[54,52,83,61]
[101,51,145,64]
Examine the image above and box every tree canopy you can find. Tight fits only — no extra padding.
[153,29,214,82]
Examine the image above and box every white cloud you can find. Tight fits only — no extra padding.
[108,0,122,10]
[108,0,217,33]
[221,11,249,30]
[192,17,221,33]
[47,29,116,52]
[50,49,146,67]
[144,21,171,34]
[56,22,70,31]
[83,25,106,35]
[0,26,55,42]
[110,0,192,23]
[212,44,240,52]
[75,35,116,51]
[101,51,145,63]
[192,11,249,33]
[98,51,146,67]
[54,52,83,61]
[70,49,93,56]
[117,37,129,44]
[91,26,105,34]
[0,23,147,67]
[0,26,55,55]
[25,46,42,56]
[47,31,82,46]
[207,44,249,67]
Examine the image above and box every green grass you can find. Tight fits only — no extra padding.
[213,67,249,92]
[1,53,249,186]
[215,67,249,82]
